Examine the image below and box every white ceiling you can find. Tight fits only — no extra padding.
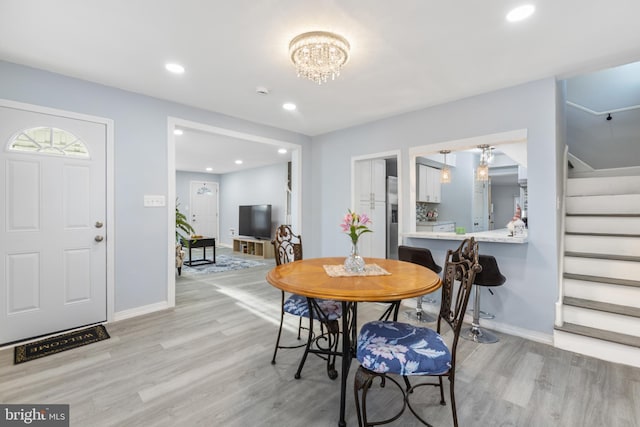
[174,127,292,174]
[2,1,640,173]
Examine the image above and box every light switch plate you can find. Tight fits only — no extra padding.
[144,195,166,207]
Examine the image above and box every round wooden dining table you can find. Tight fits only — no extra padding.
[266,257,442,427]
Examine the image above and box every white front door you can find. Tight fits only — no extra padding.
[0,105,107,345]
[189,181,218,239]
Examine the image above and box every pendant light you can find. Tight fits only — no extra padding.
[476,144,490,181]
[440,150,451,183]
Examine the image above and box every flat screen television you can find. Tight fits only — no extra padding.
[238,204,272,240]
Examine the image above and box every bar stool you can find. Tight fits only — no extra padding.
[399,245,442,323]
[463,254,506,343]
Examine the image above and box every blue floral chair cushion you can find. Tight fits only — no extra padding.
[284,294,342,321]
[357,321,451,376]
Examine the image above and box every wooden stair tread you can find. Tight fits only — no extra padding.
[563,296,640,318]
[565,231,640,238]
[555,322,640,349]
[565,251,640,263]
[566,213,640,217]
[564,273,640,288]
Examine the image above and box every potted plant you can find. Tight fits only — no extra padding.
[175,202,195,275]
[176,201,195,243]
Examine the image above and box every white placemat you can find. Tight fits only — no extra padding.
[323,264,391,277]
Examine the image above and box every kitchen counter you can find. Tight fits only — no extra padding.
[403,228,528,244]
[416,221,455,233]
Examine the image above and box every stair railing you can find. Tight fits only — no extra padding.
[555,144,569,327]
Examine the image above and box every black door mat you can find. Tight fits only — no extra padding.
[14,325,110,364]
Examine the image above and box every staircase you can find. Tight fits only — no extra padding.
[554,175,640,368]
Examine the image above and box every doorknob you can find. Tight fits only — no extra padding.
[95,221,104,228]
[95,235,104,242]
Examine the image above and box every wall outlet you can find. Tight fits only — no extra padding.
[229,228,235,236]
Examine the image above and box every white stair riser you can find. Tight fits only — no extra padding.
[554,330,640,368]
[566,194,640,215]
[566,216,640,235]
[564,257,640,282]
[565,235,640,257]
[564,279,640,309]
[562,305,640,338]
[567,176,640,197]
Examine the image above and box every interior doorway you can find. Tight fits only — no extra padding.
[167,117,302,307]
[351,151,401,260]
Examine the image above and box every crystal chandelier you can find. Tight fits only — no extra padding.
[289,31,350,84]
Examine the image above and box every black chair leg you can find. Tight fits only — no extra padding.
[439,376,446,405]
[294,316,314,379]
[272,292,287,364]
[354,366,407,427]
[271,309,285,364]
[449,376,458,427]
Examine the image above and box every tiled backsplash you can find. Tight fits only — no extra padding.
[416,202,437,221]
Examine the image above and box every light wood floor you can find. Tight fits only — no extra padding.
[1,248,639,426]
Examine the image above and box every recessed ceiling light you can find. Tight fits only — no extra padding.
[165,63,185,74]
[173,129,183,136]
[235,160,243,165]
[206,167,213,172]
[506,4,535,22]
[283,103,297,111]
[278,148,287,154]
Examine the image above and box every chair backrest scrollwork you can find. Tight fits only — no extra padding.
[272,225,303,266]
[438,238,481,358]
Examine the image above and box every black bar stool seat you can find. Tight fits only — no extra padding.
[399,246,442,323]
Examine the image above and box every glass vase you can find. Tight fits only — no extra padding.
[344,241,365,273]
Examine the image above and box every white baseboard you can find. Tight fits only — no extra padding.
[401,300,554,345]
[113,301,171,322]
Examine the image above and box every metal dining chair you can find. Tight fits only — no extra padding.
[354,238,481,427]
[270,225,342,379]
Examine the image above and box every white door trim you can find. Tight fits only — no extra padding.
[167,117,303,308]
[0,98,115,323]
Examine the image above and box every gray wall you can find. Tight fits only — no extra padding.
[438,151,476,231]
[219,162,289,246]
[0,59,563,339]
[311,78,559,337]
[0,60,311,313]
[492,183,521,228]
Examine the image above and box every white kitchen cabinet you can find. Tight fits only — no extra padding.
[417,164,441,203]
[416,222,455,232]
[354,158,386,258]
[357,199,386,258]
[356,159,386,202]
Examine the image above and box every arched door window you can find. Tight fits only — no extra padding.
[7,127,90,158]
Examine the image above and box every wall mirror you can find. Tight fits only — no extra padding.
[408,129,528,235]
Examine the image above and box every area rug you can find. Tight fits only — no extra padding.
[182,254,266,274]
[14,325,110,364]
